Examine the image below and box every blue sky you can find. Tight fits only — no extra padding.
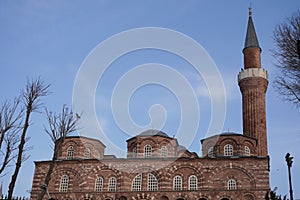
[0,0,299,198]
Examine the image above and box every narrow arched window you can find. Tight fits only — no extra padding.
[208,147,214,157]
[60,174,69,192]
[244,146,250,156]
[84,148,91,159]
[228,179,237,190]
[132,174,142,191]
[161,146,167,158]
[188,175,197,190]
[173,175,182,190]
[67,146,74,159]
[144,144,152,158]
[108,177,116,191]
[132,147,137,158]
[224,144,233,156]
[148,173,158,191]
[95,177,103,192]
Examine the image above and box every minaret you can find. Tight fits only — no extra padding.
[238,7,269,156]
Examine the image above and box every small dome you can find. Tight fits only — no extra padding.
[138,130,169,138]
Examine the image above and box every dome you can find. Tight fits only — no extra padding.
[138,129,170,138]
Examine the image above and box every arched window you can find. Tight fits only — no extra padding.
[95,177,103,192]
[148,173,158,191]
[224,144,233,156]
[84,148,91,159]
[208,147,214,157]
[228,179,237,190]
[244,146,250,156]
[161,146,167,158]
[108,177,116,191]
[188,175,197,190]
[144,144,152,158]
[132,147,137,158]
[132,174,142,191]
[173,175,182,190]
[60,174,69,192]
[67,146,74,159]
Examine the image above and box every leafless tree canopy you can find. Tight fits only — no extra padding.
[0,98,22,176]
[273,10,300,106]
[7,78,50,199]
[37,105,78,200]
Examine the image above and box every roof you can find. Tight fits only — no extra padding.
[200,132,257,143]
[126,129,172,142]
[138,129,170,137]
[55,135,106,147]
[243,7,261,51]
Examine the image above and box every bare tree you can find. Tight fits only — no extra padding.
[37,105,78,200]
[0,98,23,176]
[273,10,300,107]
[8,78,50,199]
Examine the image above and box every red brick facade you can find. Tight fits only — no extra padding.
[31,134,269,200]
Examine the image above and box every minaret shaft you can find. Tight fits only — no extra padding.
[238,8,268,156]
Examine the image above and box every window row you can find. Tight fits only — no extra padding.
[208,145,251,157]
[132,173,158,191]
[59,175,116,192]
[66,146,91,159]
[132,145,169,158]
[59,174,237,192]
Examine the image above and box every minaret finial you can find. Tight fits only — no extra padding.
[248,4,252,17]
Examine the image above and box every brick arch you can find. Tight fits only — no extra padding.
[164,163,204,190]
[140,138,156,145]
[128,165,162,186]
[49,166,85,192]
[92,163,121,176]
[242,140,256,155]
[210,165,256,189]
[60,140,80,158]
[244,193,256,200]
[82,142,97,154]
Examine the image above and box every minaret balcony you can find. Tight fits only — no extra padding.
[238,68,268,82]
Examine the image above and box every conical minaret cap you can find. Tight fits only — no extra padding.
[243,7,261,52]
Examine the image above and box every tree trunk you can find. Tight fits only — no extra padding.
[7,108,31,199]
[37,140,62,200]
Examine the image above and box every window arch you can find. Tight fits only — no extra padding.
[161,146,167,158]
[224,144,233,156]
[208,147,214,157]
[84,147,91,159]
[188,175,197,190]
[95,177,103,192]
[160,196,169,200]
[60,174,69,192]
[244,146,250,156]
[132,174,142,191]
[173,175,182,190]
[108,177,116,191]
[144,144,152,158]
[228,179,237,190]
[148,173,158,191]
[67,146,74,159]
[132,147,137,158]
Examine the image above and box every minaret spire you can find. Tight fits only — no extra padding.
[244,6,260,52]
